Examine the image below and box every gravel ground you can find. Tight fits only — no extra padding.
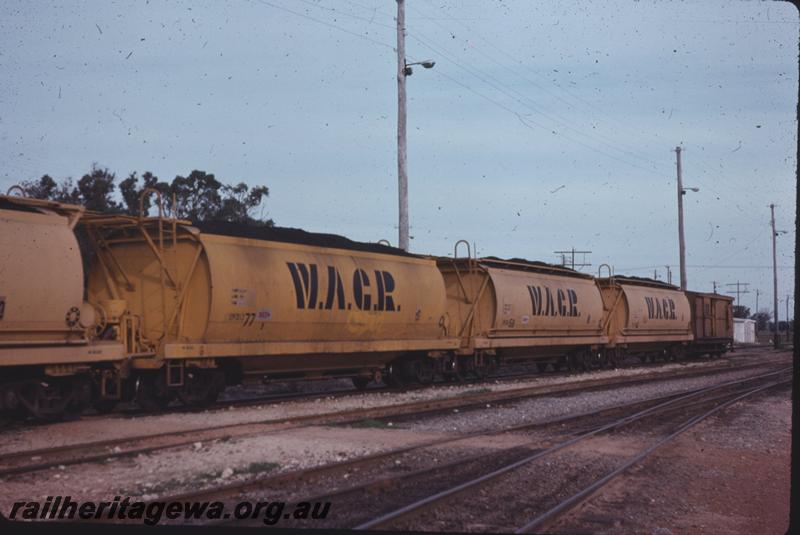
[398,364,788,435]
[0,348,789,529]
[548,386,792,534]
[395,447,636,533]
[1,353,779,455]
[0,425,448,506]
[392,381,791,533]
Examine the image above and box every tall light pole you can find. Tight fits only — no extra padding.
[674,146,699,291]
[770,203,780,348]
[786,295,792,337]
[396,0,434,251]
[396,0,408,251]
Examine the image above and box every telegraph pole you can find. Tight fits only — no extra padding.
[553,248,591,270]
[675,146,687,290]
[712,281,718,293]
[755,288,760,315]
[725,281,750,307]
[396,0,409,251]
[770,203,779,348]
[394,2,435,251]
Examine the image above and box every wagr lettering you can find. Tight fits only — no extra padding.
[644,296,677,320]
[527,285,579,317]
[287,263,400,312]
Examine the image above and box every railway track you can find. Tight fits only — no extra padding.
[5,347,778,428]
[48,369,786,528]
[349,371,790,532]
[98,346,794,419]
[0,363,577,431]
[122,366,791,529]
[0,347,777,436]
[0,354,787,479]
[513,377,792,533]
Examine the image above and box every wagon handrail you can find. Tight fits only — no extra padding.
[454,239,471,259]
[138,188,164,219]
[598,263,614,279]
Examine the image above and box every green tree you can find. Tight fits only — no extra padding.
[76,165,120,212]
[732,305,750,319]
[751,310,772,331]
[119,171,168,216]
[14,166,272,225]
[218,182,271,224]
[17,174,79,203]
[170,170,223,221]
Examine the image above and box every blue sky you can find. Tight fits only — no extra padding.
[0,0,796,317]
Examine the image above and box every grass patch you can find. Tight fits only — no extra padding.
[189,472,219,486]
[244,461,279,475]
[123,477,182,497]
[461,387,492,396]
[346,418,393,429]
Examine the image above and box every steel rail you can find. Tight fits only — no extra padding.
[125,346,785,416]
[154,380,737,507]
[270,379,777,517]
[516,379,788,533]
[2,345,779,431]
[0,359,787,478]
[152,368,788,528]
[52,368,789,529]
[353,367,790,530]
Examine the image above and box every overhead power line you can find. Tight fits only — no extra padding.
[414,0,672,170]
[253,0,395,50]
[406,31,670,177]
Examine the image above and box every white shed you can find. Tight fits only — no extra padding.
[733,318,756,344]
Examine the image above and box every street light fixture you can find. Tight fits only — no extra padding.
[396,0,435,252]
[404,60,436,76]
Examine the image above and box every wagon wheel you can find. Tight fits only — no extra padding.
[403,358,434,385]
[471,353,490,380]
[614,348,628,368]
[62,377,92,420]
[489,356,500,376]
[603,349,615,369]
[564,352,583,372]
[351,377,370,390]
[578,351,592,372]
[179,369,225,407]
[472,364,489,380]
[383,363,406,388]
[535,362,549,374]
[91,369,121,414]
[135,372,172,411]
[16,377,89,421]
[92,399,118,414]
